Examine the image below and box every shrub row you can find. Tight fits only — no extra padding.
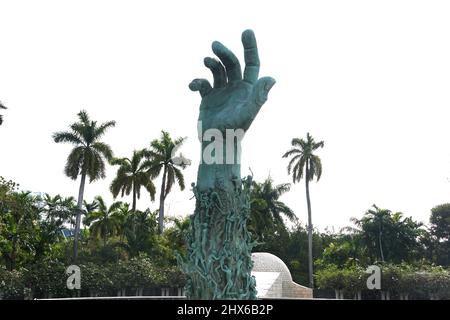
[0,256,185,299]
[315,264,450,299]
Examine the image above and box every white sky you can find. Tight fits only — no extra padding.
[1,0,450,231]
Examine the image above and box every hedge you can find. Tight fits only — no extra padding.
[0,257,186,299]
[316,264,450,300]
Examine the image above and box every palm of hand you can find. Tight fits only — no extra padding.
[190,30,276,134]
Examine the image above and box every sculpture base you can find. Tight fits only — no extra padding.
[178,179,257,299]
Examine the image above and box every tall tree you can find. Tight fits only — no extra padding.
[125,209,159,256]
[350,205,423,263]
[0,101,6,126]
[110,150,156,212]
[0,191,40,270]
[430,204,450,242]
[52,110,115,261]
[145,131,189,232]
[42,194,76,227]
[428,204,449,265]
[283,132,324,288]
[83,196,123,246]
[249,177,296,241]
[354,205,390,262]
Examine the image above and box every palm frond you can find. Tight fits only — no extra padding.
[53,131,83,145]
[64,146,85,179]
[144,180,156,201]
[91,142,113,161]
[77,110,90,124]
[286,154,301,175]
[173,167,185,191]
[165,167,175,198]
[282,148,301,158]
[94,120,116,139]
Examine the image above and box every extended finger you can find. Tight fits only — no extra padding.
[204,57,226,88]
[189,78,212,98]
[242,29,260,84]
[212,41,242,82]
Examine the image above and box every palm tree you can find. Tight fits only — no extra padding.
[250,177,297,240]
[110,150,156,212]
[358,205,390,262]
[145,131,189,232]
[52,110,115,261]
[83,196,123,246]
[113,202,131,243]
[351,205,414,263]
[83,198,99,216]
[125,209,159,256]
[0,101,6,126]
[283,132,324,288]
[42,194,75,227]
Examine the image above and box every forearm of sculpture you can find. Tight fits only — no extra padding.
[196,139,241,192]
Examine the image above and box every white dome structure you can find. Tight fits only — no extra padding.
[251,252,313,299]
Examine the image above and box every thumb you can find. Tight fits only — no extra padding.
[252,77,276,108]
[239,76,276,131]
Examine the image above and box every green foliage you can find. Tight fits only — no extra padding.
[83,196,125,246]
[282,132,324,184]
[124,209,160,258]
[0,256,185,299]
[79,262,114,295]
[53,110,116,182]
[411,265,450,299]
[119,254,165,289]
[430,204,450,240]
[283,132,324,288]
[429,204,450,266]
[110,150,156,211]
[316,263,450,299]
[315,264,346,291]
[26,260,68,298]
[0,189,41,270]
[350,205,425,263]
[255,223,331,285]
[163,216,191,263]
[145,130,189,232]
[0,267,25,299]
[248,177,296,242]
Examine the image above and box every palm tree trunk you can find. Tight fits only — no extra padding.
[132,182,137,212]
[305,163,314,289]
[158,166,167,233]
[103,216,108,247]
[131,183,137,234]
[378,228,385,262]
[73,173,86,262]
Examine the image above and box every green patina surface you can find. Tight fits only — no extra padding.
[178,30,275,300]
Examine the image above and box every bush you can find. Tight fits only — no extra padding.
[26,260,69,298]
[80,262,114,296]
[316,263,450,299]
[0,255,187,299]
[342,266,366,295]
[163,265,186,288]
[0,267,25,299]
[412,266,450,299]
[316,264,346,291]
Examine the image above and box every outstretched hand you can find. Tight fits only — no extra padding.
[189,30,276,133]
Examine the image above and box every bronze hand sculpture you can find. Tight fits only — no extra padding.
[179,30,275,300]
